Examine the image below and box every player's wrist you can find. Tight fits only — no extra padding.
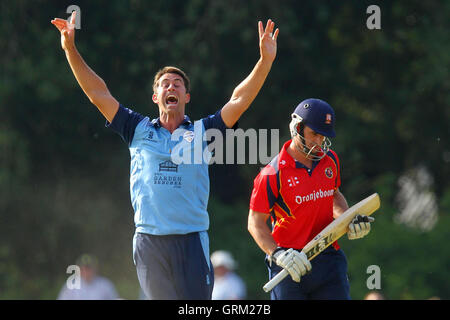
[257,56,274,71]
[64,44,76,53]
[270,247,285,261]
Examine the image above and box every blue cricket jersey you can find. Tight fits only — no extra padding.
[107,104,230,236]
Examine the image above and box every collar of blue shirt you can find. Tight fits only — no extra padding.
[150,115,192,128]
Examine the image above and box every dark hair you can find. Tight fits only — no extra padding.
[153,66,190,93]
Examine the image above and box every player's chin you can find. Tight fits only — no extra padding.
[306,148,325,161]
[165,103,179,111]
[307,146,321,155]
[315,150,325,157]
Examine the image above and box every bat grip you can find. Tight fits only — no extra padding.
[263,269,289,292]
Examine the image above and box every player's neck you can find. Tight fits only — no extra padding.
[287,140,313,169]
[159,111,185,133]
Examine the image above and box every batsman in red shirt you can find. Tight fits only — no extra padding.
[248,98,373,299]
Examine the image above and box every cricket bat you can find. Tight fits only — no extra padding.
[263,193,381,293]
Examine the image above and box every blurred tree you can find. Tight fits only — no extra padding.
[0,0,448,299]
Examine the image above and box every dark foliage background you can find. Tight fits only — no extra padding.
[0,0,448,299]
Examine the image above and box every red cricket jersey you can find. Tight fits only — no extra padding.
[250,140,341,250]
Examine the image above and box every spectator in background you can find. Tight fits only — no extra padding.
[364,291,386,300]
[57,254,119,300]
[211,250,246,300]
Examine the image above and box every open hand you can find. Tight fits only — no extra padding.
[51,10,76,51]
[258,19,279,63]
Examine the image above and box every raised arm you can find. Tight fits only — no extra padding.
[51,11,119,123]
[220,19,279,128]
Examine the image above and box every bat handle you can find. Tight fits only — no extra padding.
[263,269,289,292]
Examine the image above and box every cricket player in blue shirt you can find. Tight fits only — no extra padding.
[52,11,279,299]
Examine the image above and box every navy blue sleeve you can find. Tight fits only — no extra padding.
[105,104,145,146]
[201,109,238,134]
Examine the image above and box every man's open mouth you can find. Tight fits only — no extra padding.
[166,95,178,105]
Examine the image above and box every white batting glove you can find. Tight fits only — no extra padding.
[272,248,312,282]
[347,215,375,240]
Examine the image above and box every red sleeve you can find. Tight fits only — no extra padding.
[249,165,279,213]
[328,150,341,189]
